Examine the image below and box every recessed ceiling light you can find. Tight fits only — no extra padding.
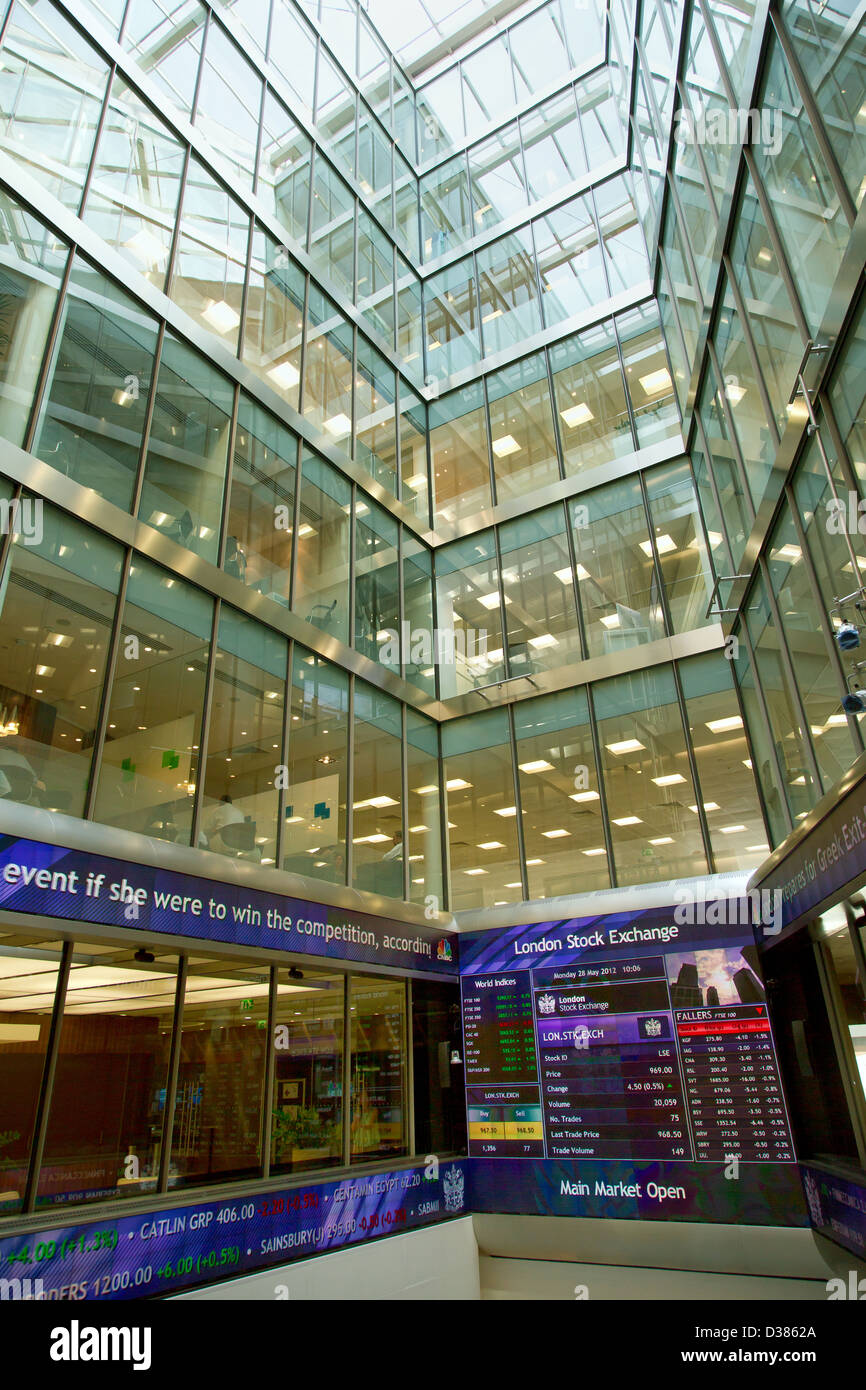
[639,368,672,396]
[652,773,686,786]
[542,828,570,838]
[267,361,300,390]
[554,567,573,584]
[492,434,520,458]
[640,533,676,556]
[494,806,518,816]
[649,836,673,845]
[613,816,642,826]
[528,633,559,649]
[478,841,504,849]
[409,824,428,832]
[560,402,594,427]
[446,778,472,790]
[688,802,720,813]
[582,847,606,856]
[570,790,599,802]
[202,298,240,334]
[719,824,747,834]
[464,868,487,875]
[606,739,644,754]
[414,784,438,794]
[478,592,507,609]
[706,716,744,733]
[600,613,620,628]
[323,412,352,436]
[519,759,554,773]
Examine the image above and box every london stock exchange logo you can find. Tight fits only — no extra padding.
[443,1165,465,1212]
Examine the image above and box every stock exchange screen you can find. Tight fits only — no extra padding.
[461,930,794,1166]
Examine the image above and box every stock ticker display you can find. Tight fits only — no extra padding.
[460,908,796,1169]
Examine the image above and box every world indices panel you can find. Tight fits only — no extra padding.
[461,934,794,1165]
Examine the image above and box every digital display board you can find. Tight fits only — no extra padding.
[0,1159,467,1300]
[460,905,805,1227]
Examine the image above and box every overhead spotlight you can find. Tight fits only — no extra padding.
[134,947,155,963]
[288,966,304,980]
[837,620,860,650]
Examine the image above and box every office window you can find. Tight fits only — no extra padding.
[302,286,354,441]
[574,479,666,657]
[267,0,316,112]
[139,333,232,566]
[766,498,857,793]
[169,158,249,353]
[355,338,397,494]
[406,709,443,909]
[424,258,481,379]
[194,20,262,189]
[714,273,776,512]
[398,383,428,522]
[783,0,866,213]
[282,648,349,884]
[829,289,866,493]
[521,90,586,203]
[0,191,67,449]
[551,321,633,476]
[34,256,160,513]
[618,303,680,448]
[442,710,522,909]
[752,32,850,337]
[680,653,768,871]
[733,633,790,846]
[594,666,706,884]
[354,499,400,673]
[596,175,649,298]
[294,451,352,646]
[93,559,212,841]
[36,944,178,1207]
[429,384,491,527]
[435,531,506,697]
[271,967,345,1175]
[0,933,62,1214]
[257,90,312,245]
[468,124,528,235]
[515,689,610,899]
[351,682,403,898]
[309,156,355,298]
[243,228,304,413]
[0,0,110,212]
[200,608,287,869]
[169,956,270,1189]
[397,252,424,367]
[421,155,473,255]
[350,975,407,1164]
[499,506,582,676]
[83,76,184,291]
[357,211,395,346]
[645,459,714,633]
[744,574,818,822]
[224,396,296,607]
[487,354,559,501]
[730,175,804,439]
[535,196,605,326]
[123,0,206,117]
[697,362,752,572]
[0,502,122,819]
[403,535,435,696]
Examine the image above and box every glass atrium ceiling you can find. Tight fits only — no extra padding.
[364,0,535,73]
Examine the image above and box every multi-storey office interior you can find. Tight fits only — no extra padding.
[0,0,864,1300]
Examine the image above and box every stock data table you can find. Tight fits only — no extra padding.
[461,947,795,1164]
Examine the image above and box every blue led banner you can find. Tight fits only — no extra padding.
[801,1164,866,1262]
[0,1159,468,1300]
[0,834,456,975]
